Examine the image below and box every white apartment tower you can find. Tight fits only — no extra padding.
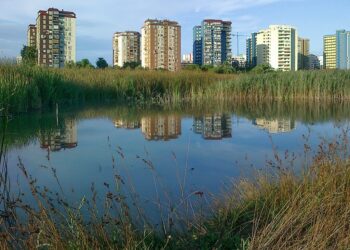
[141,19,181,72]
[255,25,298,71]
[113,32,141,67]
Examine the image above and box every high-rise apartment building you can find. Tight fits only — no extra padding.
[113,31,141,68]
[253,25,298,71]
[269,25,298,71]
[323,35,336,69]
[256,29,270,66]
[193,26,202,65]
[193,20,232,66]
[298,37,310,70]
[27,24,37,47]
[35,8,76,68]
[141,19,181,72]
[246,32,257,67]
[336,30,350,69]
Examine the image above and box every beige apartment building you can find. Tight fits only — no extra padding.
[298,37,310,70]
[256,29,270,65]
[35,8,76,68]
[27,24,37,47]
[323,35,336,69]
[141,19,181,71]
[113,31,141,67]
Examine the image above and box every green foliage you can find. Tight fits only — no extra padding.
[75,59,94,68]
[214,64,236,74]
[1,65,350,114]
[200,65,214,72]
[183,64,201,71]
[122,61,141,69]
[20,45,37,66]
[251,64,274,73]
[96,57,108,69]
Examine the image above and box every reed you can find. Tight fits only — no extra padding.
[1,65,350,113]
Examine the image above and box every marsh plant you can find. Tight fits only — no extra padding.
[1,65,350,113]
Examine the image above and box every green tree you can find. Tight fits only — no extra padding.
[20,45,37,66]
[96,58,108,69]
[251,64,274,73]
[76,59,94,68]
[122,61,141,69]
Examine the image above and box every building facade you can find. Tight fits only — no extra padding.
[269,25,298,71]
[298,37,310,70]
[253,25,298,71]
[182,53,193,63]
[113,31,141,68]
[35,8,76,68]
[309,54,321,70]
[336,30,350,70]
[246,32,257,68]
[141,19,181,72]
[323,35,336,69]
[193,20,232,66]
[232,54,247,69]
[27,24,37,47]
[193,26,202,65]
[256,28,270,66]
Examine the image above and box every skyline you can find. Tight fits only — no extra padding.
[1,0,349,64]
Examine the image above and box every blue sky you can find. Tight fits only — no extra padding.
[0,0,349,64]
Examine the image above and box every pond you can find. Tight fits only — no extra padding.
[2,101,350,223]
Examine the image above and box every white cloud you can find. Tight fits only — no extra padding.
[0,0,287,61]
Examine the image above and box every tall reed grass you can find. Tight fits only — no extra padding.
[1,65,350,113]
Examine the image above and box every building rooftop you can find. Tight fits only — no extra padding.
[202,19,232,24]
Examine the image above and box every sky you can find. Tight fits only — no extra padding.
[0,0,349,65]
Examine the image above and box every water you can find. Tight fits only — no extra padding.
[2,102,350,222]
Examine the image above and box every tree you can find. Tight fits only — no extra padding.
[122,61,141,69]
[76,59,94,68]
[20,45,37,66]
[96,58,108,69]
[251,64,274,73]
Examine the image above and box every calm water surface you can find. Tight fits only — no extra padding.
[3,102,350,221]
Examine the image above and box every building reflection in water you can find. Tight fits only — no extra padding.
[114,120,140,129]
[141,115,181,141]
[253,118,295,134]
[193,114,232,140]
[40,119,78,151]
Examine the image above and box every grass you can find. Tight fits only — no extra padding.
[1,115,350,248]
[1,64,350,113]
